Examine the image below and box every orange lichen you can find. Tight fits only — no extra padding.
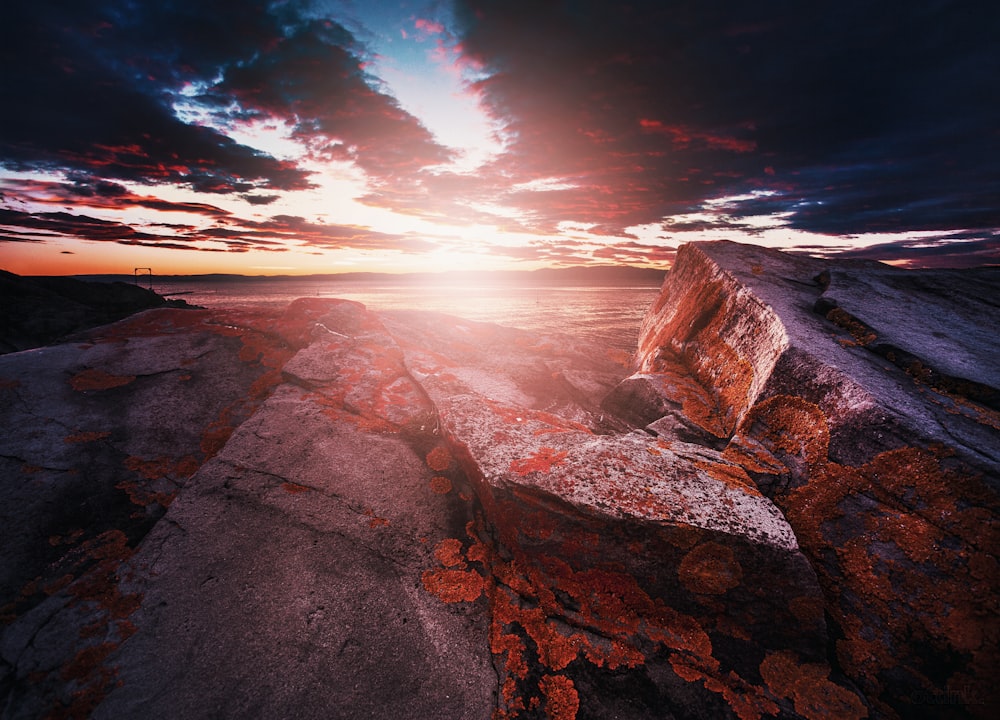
[434,539,467,568]
[538,674,579,720]
[363,508,390,529]
[760,651,868,720]
[730,392,999,716]
[694,459,762,496]
[200,415,234,458]
[69,368,135,391]
[421,567,485,603]
[429,475,453,494]
[419,504,807,720]
[64,431,111,444]
[426,445,453,472]
[509,447,569,476]
[825,307,877,346]
[35,530,144,720]
[281,482,310,494]
[677,542,743,595]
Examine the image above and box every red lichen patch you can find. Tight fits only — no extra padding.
[429,475,453,494]
[434,538,467,568]
[123,455,175,481]
[426,445,453,472]
[421,509,787,719]
[788,595,825,627]
[69,368,135,391]
[35,529,144,720]
[42,574,75,596]
[247,368,284,401]
[363,508,390,529]
[115,478,176,510]
[485,400,593,435]
[730,392,999,715]
[825,307,877,347]
[677,542,743,595]
[64,431,111,444]
[421,567,485,603]
[281,481,310,494]
[539,674,579,720]
[200,410,235,459]
[694,460,762,497]
[509,447,569,476]
[760,650,868,720]
[737,395,829,471]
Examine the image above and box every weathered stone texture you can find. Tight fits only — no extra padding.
[624,241,999,719]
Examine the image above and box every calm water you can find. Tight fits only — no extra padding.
[152,277,662,351]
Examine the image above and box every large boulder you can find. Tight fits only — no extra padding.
[387,309,861,719]
[613,240,1000,719]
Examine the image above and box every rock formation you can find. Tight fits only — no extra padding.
[1,242,996,720]
[0,271,194,355]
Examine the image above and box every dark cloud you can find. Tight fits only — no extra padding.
[452,0,1000,240]
[211,20,453,180]
[210,215,438,253]
[826,232,1000,269]
[242,194,282,206]
[0,0,308,192]
[0,0,449,194]
[1,178,232,217]
[0,207,187,245]
[0,202,424,256]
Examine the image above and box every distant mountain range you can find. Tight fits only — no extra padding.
[71,265,667,288]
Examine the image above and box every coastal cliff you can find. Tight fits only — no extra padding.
[1,241,996,719]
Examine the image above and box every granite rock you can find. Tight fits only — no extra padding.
[617,241,1000,719]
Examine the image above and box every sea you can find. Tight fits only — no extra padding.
[150,276,663,352]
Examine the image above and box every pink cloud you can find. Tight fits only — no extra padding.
[414,18,445,35]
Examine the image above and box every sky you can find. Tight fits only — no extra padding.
[1,0,998,276]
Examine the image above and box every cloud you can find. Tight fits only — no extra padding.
[450,0,1000,241]
[0,200,429,256]
[828,232,1000,270]
[0,1,310,193]
[2,0,997,271]
[0,1,450,196]
[1,178,232,217]
[210,19,453,181]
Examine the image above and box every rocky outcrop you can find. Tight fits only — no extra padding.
[0,271,194,355]
[0,300,495,720]
[610,241,999,719]
[385,310,851,719]
[1,243,996,720]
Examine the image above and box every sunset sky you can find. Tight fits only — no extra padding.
[1,0,997,276]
